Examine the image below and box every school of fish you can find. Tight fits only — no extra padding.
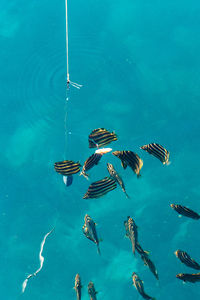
[54,128,200,299]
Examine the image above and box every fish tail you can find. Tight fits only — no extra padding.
[79,171,89,180]
[125,192,130,199]
[97,244,101,255]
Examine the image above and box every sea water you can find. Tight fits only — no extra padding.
[1,0,200,299]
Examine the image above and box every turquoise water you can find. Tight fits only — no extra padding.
[1,0,200,299]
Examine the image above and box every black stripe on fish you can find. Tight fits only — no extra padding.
[141,143,170,165]
[83,177,117,199]
[175,250,200,270]
[80,153,102,179]
[176,273,200,283]
[170,204,200,220]
[54,160,81,175]
[88,128,117,148]
[112,151,143,177]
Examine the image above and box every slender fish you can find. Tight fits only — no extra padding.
[54,160,81,175]
[88,128,117,148]
[107,163,129,198]
[132,272,156,300]
[112,150,143,177]
[170,204,200,220]
[88,281,98,300]
[135,242,150,257]
[141,254,159,280]
[74,274,82,300]
[82,214,101,255]
[140,143,170,165]
[83,177,117,199]
[176,273,200,283]
[175,250,200,270]
[124,216,138,255]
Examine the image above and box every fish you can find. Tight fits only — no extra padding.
[83,177,117,199]
[176,273,200,283]
[74,274,82,300]
[80,153,102,179]
[54,160,81,176]
[175,250,200,270]
[140,143,170,165]
[124,216,138,255]
[88,281,98,300]
[141,254,159,280]
[88,128,117,148]
[112,150,143,177]
[107,163,129,198]
[82,214,101,255]
[135,242,150,257]
[170,204,200,220]
[132,272,156,300]
[63,175,73,186]
[95,147,112,154]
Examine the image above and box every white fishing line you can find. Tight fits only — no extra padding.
[65,0,82,89]
[22,228,54,293]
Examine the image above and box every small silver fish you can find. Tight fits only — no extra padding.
[107,163,129,198]
[82,215,101,255]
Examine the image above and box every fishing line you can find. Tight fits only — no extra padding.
[64,0,82,158]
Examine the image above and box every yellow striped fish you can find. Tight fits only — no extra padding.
[80,153,102,179]
[140,143,170,165]
[83,177,117,199]
[54,160,81,176]
[88,128,117,148]
[112,150,143,177]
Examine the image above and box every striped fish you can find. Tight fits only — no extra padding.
[170,204,200,220]
[107,163,129,198]
[176,273,200,283]
[54,160,81,175]
[80,153,102,179]
[112,150,143,177]
[83,177,117,199]
[141,143,170,165]
[175,250,200,270]
[88,128,117,148]
[88,282,97,300]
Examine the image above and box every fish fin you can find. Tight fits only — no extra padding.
[144,250,150,255]
[121,161,127,169]
[97,245,101,255]
[79,171,89,180]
